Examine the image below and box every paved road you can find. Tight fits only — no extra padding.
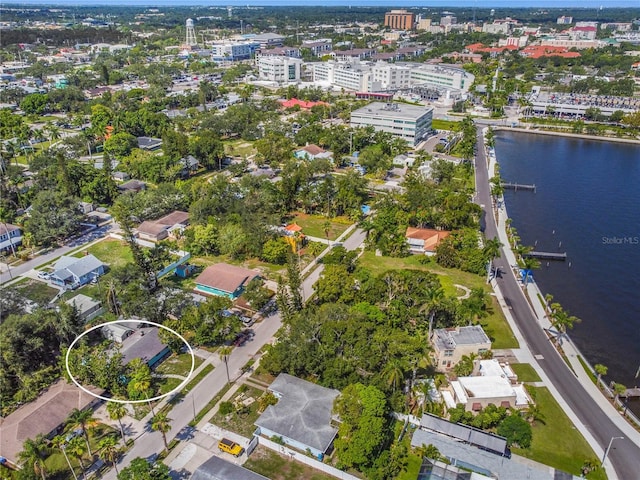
[0,224,113,285]
[104,227,368,478]
[474,126,640,480]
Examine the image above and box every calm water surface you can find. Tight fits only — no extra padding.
[494,132,640,393]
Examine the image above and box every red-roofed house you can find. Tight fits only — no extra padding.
[520,45,581,59]
[406,227,451,255]
[294,144,333,161]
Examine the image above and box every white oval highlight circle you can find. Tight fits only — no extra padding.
[65,319,195,404]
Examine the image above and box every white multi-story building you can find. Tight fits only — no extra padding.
[210,42,259,61]
[410,64,474,93]
[482,22,510,34]
[257,56,302,84]
[371,62,412,90]
[350,102,433,146]
[313,60,371,91]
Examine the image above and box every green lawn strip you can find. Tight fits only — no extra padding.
[513,386,606,480]
[244,446,336,480]
[155,353,203,377]
[577,356,597,384]
[190,382,233,426]
[432,119,460,131]
[211,385,264,436]
[224,139,257,157]
[291,213,351,240]
[357,252,518,349]
[157,376,182,395]
[14,278,59,304]
[509,363,542,383]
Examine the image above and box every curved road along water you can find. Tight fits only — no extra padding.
[474,126,640,479]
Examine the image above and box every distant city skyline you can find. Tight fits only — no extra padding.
[4,0,640,8]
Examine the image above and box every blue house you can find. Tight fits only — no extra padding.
[50,254,105,290]
[254,373,340,460]
[194,263,260,299]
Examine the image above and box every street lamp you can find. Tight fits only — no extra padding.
[601,436,624,466]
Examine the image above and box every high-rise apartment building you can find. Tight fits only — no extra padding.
[384,9,416,31]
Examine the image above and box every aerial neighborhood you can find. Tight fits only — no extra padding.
[1,4,639,480]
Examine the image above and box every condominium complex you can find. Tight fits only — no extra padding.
[210,41,259,62]
[350,102,433,145]
[384,9,416,30]
[313,60,371,91]
[257,56,302,84]
[410,64,474,93]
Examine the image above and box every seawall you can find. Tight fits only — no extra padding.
[493,126,640,145]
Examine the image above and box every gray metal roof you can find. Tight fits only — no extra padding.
[420,413,507,455]
[120,327,168,365]
[255,373,339,453]
[432,326,491,351]
[191,455,268,480]
[52,254,104,281]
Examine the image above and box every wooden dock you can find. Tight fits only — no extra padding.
[623,387,640,398]
[503,183,536,192]
[524,251,567,261]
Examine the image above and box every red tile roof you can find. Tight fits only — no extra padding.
[279,98,329,110]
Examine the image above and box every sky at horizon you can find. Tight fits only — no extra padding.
[3,0,640,8]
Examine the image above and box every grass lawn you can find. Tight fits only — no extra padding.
[509,363,542,383]
[432,119,460,131]
[155,353,202,377]
[211,385,264,437]
[290,212,351,240]
[156,376,182,395]
[357,252,518,349]
[14,278,59,304]
[244,446,336,480]
[513,386,606,480]
[72,238,133,269]
[224,139,257,157]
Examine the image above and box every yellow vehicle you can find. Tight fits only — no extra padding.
[218,438,244,457]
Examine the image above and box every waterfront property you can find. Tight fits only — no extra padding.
[350,102,433,146]
[445,360,531,412]
[194,263,260,299]
[50,254,105,290]
[254,373,340,459]
[406,227,450,255]
[431,325,491,370]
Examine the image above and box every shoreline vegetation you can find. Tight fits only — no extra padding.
[493,125,640,145]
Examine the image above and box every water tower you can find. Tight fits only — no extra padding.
[185,18,197,47]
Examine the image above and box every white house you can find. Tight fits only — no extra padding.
[0,223,22,253]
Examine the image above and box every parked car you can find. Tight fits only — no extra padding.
[37,271,50,280]
[218,438,244,457]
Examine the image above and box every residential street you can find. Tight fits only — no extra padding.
[474,125,640,480]
[101,227,368,479]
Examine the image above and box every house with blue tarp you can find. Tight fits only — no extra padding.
[194,263,260,299]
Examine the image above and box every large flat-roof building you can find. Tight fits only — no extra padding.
[257,56,302,84]
[384,9,416,30]
[410,64,475,93]
[350,102,433,145]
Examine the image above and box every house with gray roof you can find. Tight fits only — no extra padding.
[50,254,105,290]
[431,325,491,370]
[65,293,105,322]
[254,373,339,459]
[191,455,268,480]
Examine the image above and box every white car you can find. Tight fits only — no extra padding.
[37,271,50,280]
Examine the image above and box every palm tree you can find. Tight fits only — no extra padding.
[523,403,545,425]
[382,358,406,392]
[420,287,444,339]
[18,435,49,480]
[323,220,332,244]
[66,436,87,477]
[612,383,627,404]
[219,346,233,383]
[520,255,540,286]
[98,436,121,476]
[151,412,172,453]
[51,436,78,480]
[594,364,608,388]
[106,401,128,445]
[66,408,96,456]
[549,302,580,342]
[483,237,503,281]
